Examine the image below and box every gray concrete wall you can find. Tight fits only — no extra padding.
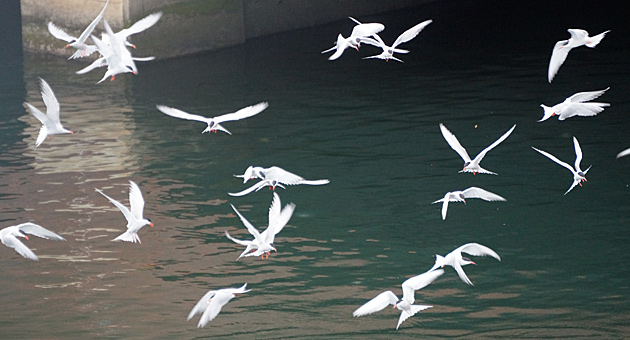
[21,0,429,59]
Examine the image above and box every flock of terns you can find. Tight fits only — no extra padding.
[2,2,627,332]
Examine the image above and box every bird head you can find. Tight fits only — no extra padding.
[461,256,476,266]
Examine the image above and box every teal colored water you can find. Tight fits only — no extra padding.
[1,1,629,338]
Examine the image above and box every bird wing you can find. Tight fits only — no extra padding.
[568,88,610,103]
[352,291,398,317]
[401,269,444,304]
[396,305,432,330]
[557,102,609,120]
[38,78,61,125]
[264,166,305,185]
[267,192,296,239]
[76,57,108,74]
[128,181,146,220]
[452,257,474,285]
[77,0,109,43]
[17,223,65,241]
[228,180,268,197]
[441,197,449,220]
[439,123,472,163]
[156,105,210,123]
[572,136,584,172]
[532,146,575,173]
[358,36,385,49]
[47,22,76,43]
[462,187,506,202]
[117,12,162,39]
[567,28,589,41]
[548,39,571,82]
[350,23,385,38]
[230,204,262,241]
[392,19,432,49]
[2,234,38,260]
[224,230,252,247]
[214,102,268,123]
[187,290,217,320]
[459,243,501,261]
[473,124,516,165]
[617,148,630,159]
[96,188,135,224]
[24,102,50,128]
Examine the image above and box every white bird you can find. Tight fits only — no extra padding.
[538,88,610,122]
[96,181,154,243]
[0,223,65,261]
[440,123,516,175]
[226,193,295,259]
[102,12,162,49]
[429,243,501,286]
[617,148,630,159]
[353,269,443,330]
[24,78,74,147]
[432,187,506,220]
[322,18,384,61]
[187,283,251,328]
[47,0,109,59]
[360,19,432,62]
[532,137,591,195]
[229,166,329,196]
[156,102,268,135]
[548,28,610,83]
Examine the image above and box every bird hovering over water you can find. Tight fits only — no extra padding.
[429,243,501,286]
[432,187,506,220]
[47,0,109,59]
[322,17,384,60]
[229,166,329,196]
[439,123,516,175]
[187,283,251,328]
[359,19,433,62]
[96,181,154,243]
[548,28,610,83]
[0,223,65,261]
[156,102,268,135]
[24,78,74,147]
[538,88,610,122]
[532,137,591,195]
[352,269,443,330]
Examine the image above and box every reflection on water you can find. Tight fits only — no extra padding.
[1,0,630,339]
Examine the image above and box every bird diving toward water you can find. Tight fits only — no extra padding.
[96,181,154,243]
[429,243,501,286]
[229,165,329,196]
[187,283,251,328]
[548,28,610,83]
[432,187,506,220]
[322,17,384,60]
[359,19,433,62]
[24,78,74,147]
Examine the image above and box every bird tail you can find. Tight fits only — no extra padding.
[113,231,141,243]
[538,104,556,122]
[585,30,610,48]
[429,254,445,272]
[396,305,433,329]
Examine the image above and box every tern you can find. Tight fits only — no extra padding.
[360,19,432,62]
[187,283,251,328]
[82,20,138,83]
[101,12,162,49]
[532,137,591,195]
[96,181,154,243]
[0,223,65,261]
[353,269,443,330]
[432,187,506,220]
[47,0,109,59]
[429,243,501,286]
[322,17,384,60]
[24,78,74,147]
[156,102,268,135]
[229,166,329,196]
[226,193,295,259]
[440,123,516,175]
[538,88,610,122]
[548,28,610,83]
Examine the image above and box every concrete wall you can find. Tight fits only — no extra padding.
[21,0,428,59]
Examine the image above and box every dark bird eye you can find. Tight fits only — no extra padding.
[126,65,133,71]
[462,256,472,262]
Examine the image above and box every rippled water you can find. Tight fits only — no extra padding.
[1,1,630,338]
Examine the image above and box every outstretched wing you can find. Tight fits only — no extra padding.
[473,124,516,164]
[439,123,472,163]
[548,39,570,82]
[128,181,146,220]
[230,204,261,241]
[214,102,268,123]
[187,290,217,320]
[38,78,61,125]
[17,222,65,241]
[459,243,501,261]
[532,146,575,173]
[461,187,506,202]
[392,19,432,49]
[156,105,210,123]
[352,291,398,317]
[47,22,75,43]
[567,88,610,103]
[401,269,444,304]
[118,12,162,38]
[77,0,109,43]
[96,188,134,224]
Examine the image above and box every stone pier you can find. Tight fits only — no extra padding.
[21,0,428,59]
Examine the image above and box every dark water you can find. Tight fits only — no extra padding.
[1,1,630,338]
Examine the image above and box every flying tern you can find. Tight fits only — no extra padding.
[432,187,506,220]
[96,181,154,243]
[548,28,610,83]
[229,166,329,196]
[0,223,65,261]
[440,123,516,175]
[360,19,432,62]
[429,243,501,286]
[353,269,443,330]
[538,88,610,122]
[322,17,384,60]
[24,78,74,147]
[47,0,109,59]
[532,137,591,195]
[156,102,268,135]
[226,193,295,259]
[187,283,251,328]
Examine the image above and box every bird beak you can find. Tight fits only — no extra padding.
[65,44,71,48]
[149,222,154,228]
[471,261,477,265]
[24,235,29,240]
[393,304,397,309]
[69,131,74,134]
